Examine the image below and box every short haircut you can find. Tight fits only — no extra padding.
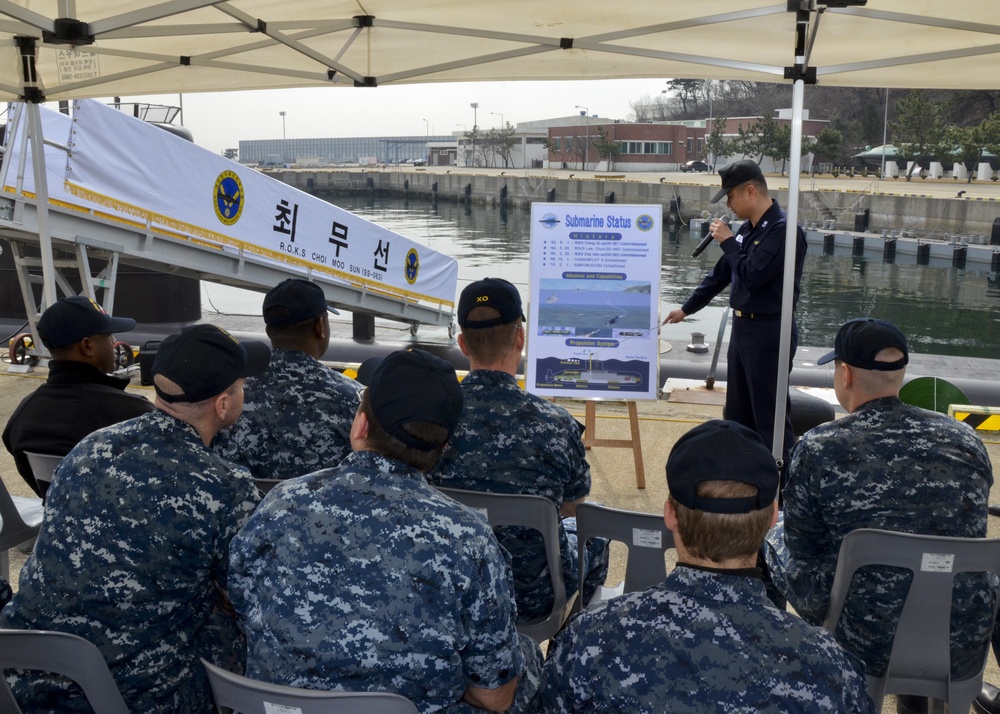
[841,346,907,393]
[744,176,769,195]
[461,305,521,364]
[359,391,449,472]
[153,373,238,416]
[670,480,773,562]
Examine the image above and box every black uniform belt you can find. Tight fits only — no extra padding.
[733,310,780,319]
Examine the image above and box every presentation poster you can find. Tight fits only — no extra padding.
[526,203,662,400]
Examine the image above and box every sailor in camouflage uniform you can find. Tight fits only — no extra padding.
[230,349,542,713]
[0,324,270,713]
[429,278,609,621]
[541,420,874,713]
[216,278,360,479]
[764,318,995,710]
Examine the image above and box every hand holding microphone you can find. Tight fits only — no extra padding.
[691,214,732,257]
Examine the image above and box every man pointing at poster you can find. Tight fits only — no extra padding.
[663,160,806,471]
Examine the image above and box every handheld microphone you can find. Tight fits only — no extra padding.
[691,215,730,258]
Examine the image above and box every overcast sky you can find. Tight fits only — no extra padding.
[108,78,669,156]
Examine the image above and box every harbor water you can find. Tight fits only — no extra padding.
[203,195,1000,361]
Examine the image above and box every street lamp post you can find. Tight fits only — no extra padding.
[422,118,430,165]
[491,111,504,128]
[470,102,479,167]
[279,110,287,162]
[575,105,589,171]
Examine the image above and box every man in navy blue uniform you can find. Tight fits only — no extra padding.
[664,160,806,469]
[429,278,608,620]
[539,420,874,713]
[230,349,541,712]
[215,278,361,480]
[1,324,270,713]
[3,296,153,497]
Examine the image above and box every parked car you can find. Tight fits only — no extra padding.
[680,160,710,173]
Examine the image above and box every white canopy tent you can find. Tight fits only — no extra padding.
[3,0,999,462]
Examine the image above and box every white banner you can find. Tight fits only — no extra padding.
[525,203,662,400]
[61,99,457,306]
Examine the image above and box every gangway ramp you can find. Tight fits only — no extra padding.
[0,196,454,329]
[0,100,457,356]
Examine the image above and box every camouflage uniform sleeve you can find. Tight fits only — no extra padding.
[213,463,260,591]
[458,535,526,690]
[538,620,583,713]
[779,436,837,624]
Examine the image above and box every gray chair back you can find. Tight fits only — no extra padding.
[575,502,674,610]
[436,486,572,642]
[0,630,129,714]
[24,452,62,488]
[202,659,419,713]
[0,477,43,581]
[822,528,1000,711]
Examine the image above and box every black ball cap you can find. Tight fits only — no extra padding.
[152,324,271,403]
[457,278,525,329]
[710,159,765,204]
[816,317,909,371]
[368,349,463,451]
[666,419,778,514]
[37,296,136,349]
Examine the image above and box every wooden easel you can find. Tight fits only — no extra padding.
[582,400,646,489]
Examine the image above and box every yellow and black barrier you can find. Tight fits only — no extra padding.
[949,405,1000,432]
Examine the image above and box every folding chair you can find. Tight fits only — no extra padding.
[23,452,62,491]
[202,659,419,714]
[436,486,573,642]
[575,502,675,610]
[0,630,129,714]
[0,477,43,581]
[822,529,1000,712]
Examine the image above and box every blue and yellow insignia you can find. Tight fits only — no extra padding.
[405,248,420,284]
[636,213,654,232]
[214,170,244,225]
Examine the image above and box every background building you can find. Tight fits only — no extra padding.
[238,135,453,166]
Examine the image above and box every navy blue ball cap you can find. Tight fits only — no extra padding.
[458,278,525,329]
[355,356,384,386]
[667,419,778,514]
[368,349,463,451]
[37,296,136,349]
[817,317,909,371]
[262,278,339,327]
[152,324,271,403]
[711,159,765,204]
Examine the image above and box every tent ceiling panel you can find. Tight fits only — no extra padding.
[2,1,1000,101]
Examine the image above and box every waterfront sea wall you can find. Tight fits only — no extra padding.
[267,168,1000,240]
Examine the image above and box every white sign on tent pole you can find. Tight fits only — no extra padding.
[525,202,661,400]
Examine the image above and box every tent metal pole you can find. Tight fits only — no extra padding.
[772,78,805,464]
[25,100,58,309]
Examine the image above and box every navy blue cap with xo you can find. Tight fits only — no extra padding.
[457,277,526,329]
[710,159,765,204]
[262,278,339,327]
[666,419,779,514]
[817,317,909,371]
[152,324,271,403]
[367,349,463,451]
[37,296,137,349]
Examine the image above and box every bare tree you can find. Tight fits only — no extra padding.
[592,125,622,171]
